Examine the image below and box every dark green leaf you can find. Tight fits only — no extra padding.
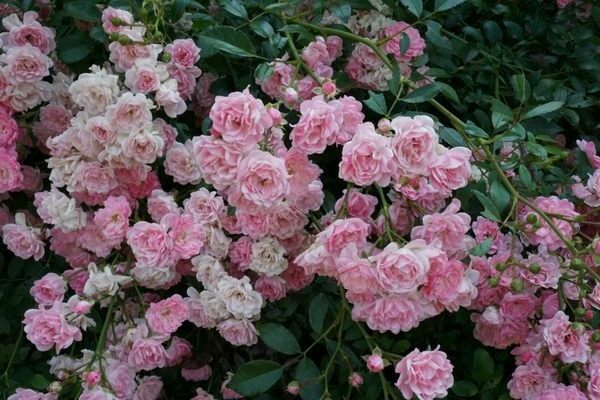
[170,0,190,21]
[63,1,102,22]
[465,122,489,138]
[296,358,323,400]
[472,348,495,384]
[473,190,501,222]
[434,0,466,12]
[258,323,301,355]
[222,0,247,19]
[470,238,493,257]
[364,91,388,115]
[522,101,564,120]
[400,0,423,17]
[196,27,257,58]
[388,64,401,96]
[229,360,283,396]
[518,165,533,188]
[250,20,274,38]
[452,380,478,397]
[402,83,443,103]
[309,293,328,333]
[483,21,502,44]
[31,374,48,390]
[57,32,95,64]
[490,181,510,213]
[526,142,548,159]
[510,73,530,103]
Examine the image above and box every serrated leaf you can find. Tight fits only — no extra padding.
[222,0,247,19]
[296,358,323,400]
[196,27,257,58]
[258,323,300,355]
[402,83,443,103]
[518,165,533,187]
[309,293,328,333]
[229,360,283,396]
[452,380,478,397]
[522,101,564,120]
[63,1,102,22]
[364,91,388,115]
[170,0,190,21]
[388,64,401,96]
[526,142,548,159]
[473,190,501,222]
[510,73,530,103]
[465,122,489,138]
[490,180,510,213]
[400,0,423,17]
[472,348,495,384]
[434,0,466,12]
[470,238,493,257]
[250,20,274,38]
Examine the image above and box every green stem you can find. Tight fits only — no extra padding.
[285,31,323,86]
[0,328,23,385]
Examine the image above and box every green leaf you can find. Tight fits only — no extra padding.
[229,360,283,396]
[296,358,323,400]
[526,142,548,159]
[402,83,443,103]
[472,348,495,384]
[439,126,466,147]
[309,293,328,333]
[483,20,502,44]
[250,20,274,38]
[434,0,466,12]
[388,64,401,96]
[399,33,411,54]
[400,0,423,17]
[222,0,247,19]
[452,380,478,397]
[522,101,564,120]
[490,181,510,213]
[364,91,388,115]
[31,374,49,390]
[7,258,24,279]
[510,73,530,103]
[518,165,533,188]
[196,27,257,58]
[57,32,95,64]
[473,190,501,222]
[465,121,489,138]
[470,238,493,257]
[258,323,301,355]
[63,1,102,22]
[170,0,190,21]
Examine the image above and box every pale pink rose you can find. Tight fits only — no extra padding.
[168,67,200,100]
[345,44,392,91]
[302,36,331,69]
[122,128,165,165]
[337,247,380,294]
[291,96,339,154]
[576,139,600,168]
[366,354,385,372]
[209,88,272,148]
[281,262,314,291]
[588,363,600,400]
[23,302,82,352]
[146,294,190,335]
[256,61,293,99]
[255,275,287,301]
[394,347,453,400]
[0,109,19,148]
[365,294,423,333]
[128,337,167,371]
[541,311,590,363]
[79,388,114,400]
[155,79,187,117]
[507,362,555,399]
[471,217,501,250]
[537,385,586,400]
[320,217,370,255]
[577,169,600,207]
[153,118,176,150]
[339,122,394,186]
[217,318,258,346]
[182,365,212,382]
[147,190,179,222]
[519,196,579,251]
[101,7,134,34]
[192,135,247,191]
[85,115,116,146]
[349,372,363,388]
[106,92,153,133]
[71,161,118,194]
[8,388,57,400]
[411,199,472,257]
[522,252,560,289]
[1,44,52,83]
[500,293,537,322]
[165,336,192,366]
[391,115,438,176]
[371,242,429,294]
[382,22,426,62]
[133,376,163,400]
[284,148,322,193]
[106,362,136,399]
[0,147,23,193]
[163,212,204,259]
[0,11,55,54]
[330,95,364,144]
[30,273,66,306]
[191,388,215,400]
[428,147,472,195]
[184,188,224,225]
[165,141,202,185]
[124,60,165,94]
[2,213,44,261]
[93,195,131,245]
[108,43,162,73]
[127,221,174,268]
[231,149,289,209]
[165,39,201,69]
[20,165,42,193]
[39,104,71,135]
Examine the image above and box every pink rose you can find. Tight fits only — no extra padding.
[0,109,18,148]
[192,135,248,191]
[146,294,190,335]
[108,43,162,72]
[339,123,394,186]
[30,273,66,306]
[519,196,579,251]
[291,96,339,154]
[0,11,56,54]
[93,195,131,245]
[255,275,287,302]
[371,242,429,294]
[106,362,136,399]
[165,39,201,69]
[128,337,167,371]
[321,217,370,255]
[1,44,52,83]
[182,365,212,382]
[330,95,364,144]
[124,61,165,94]
[71,161,118,194]
[101,7,134,34]
[334,189,377,221]
[391,115,438,176]
[365,294,423,333]
[0,147,23,193]
[337,248,380,295]
[366,354,385,372]
[127,221,174,268]
[133,376,164,400]
[231,149,289,210]
[507,362,555,399]
[163,212,204,259]
[184,188,224,225]
[165,336,192,366]
[382,22,426,62]
[394,347,454,400]
[541,311,590,363]
[147,190,179,222]
[155,79,187,117]
[257,61,293,99]
[537,385,586,400]
[23,302,82,352]
[428,147,472,195]
[2,214,44,261]
[8,388,56,400]
[106,92,153,133]
[217,318,258,346]
[210,88,272,148]
[165,141,202,185]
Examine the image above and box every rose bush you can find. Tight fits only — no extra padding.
[0,0,598,399]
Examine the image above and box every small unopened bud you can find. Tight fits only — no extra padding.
[118,35,131,45]
[495,262,507,272]
[348,372,363,388]
[571,322,585,333]
[366,354,385,373]
[111,17,122,26]
[284,87,298,105]
[528,263,541,274]
[48,382,62,394]
[575,307,586,318]
[532,221,542,230]
[585,310,594,321]
[162,51,172,63]
[571,258,584,269]
[593,331,600,342]
[488,276,500,288]
[377,118,392,133]
[322,80,337,97]
[526,214,538,224]
[108,32,120,41]
[286,381,300,396]
[85,371,101,387]
[510,278,524,293]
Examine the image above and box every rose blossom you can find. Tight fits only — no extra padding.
[541,311,590,363]
[192,135,247,191]
[1,44,52,83]
[127,221,174,268]
[23,302,82,352]
[394,347,454,400]
[0,147,23,193]
[217,318,258,346]
[165,39,200,69]
[428,147,471,195]
[165,141,202,185]
[382,21,426,62]
[133,376,163,400]
[146,294,190,335]
[390,115,438,176]
[0,11,56,54]
[128,337,167,371]
[2,213,44,261]
[30,273,66,306]
[507,362,555,399]
[291,96,339,154]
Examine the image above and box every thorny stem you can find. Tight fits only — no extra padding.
[285,31,323,86]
